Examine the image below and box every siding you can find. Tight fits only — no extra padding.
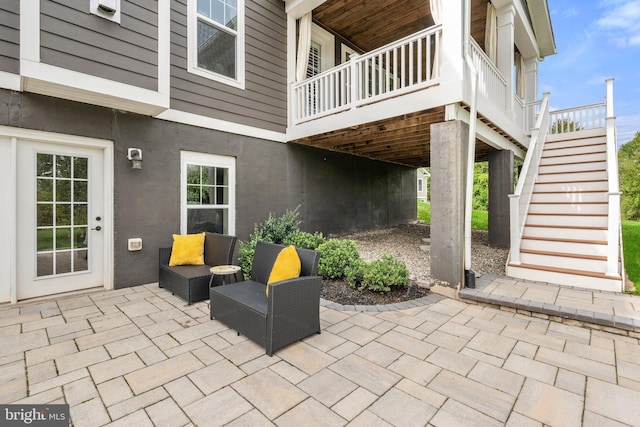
[40,0,158,91]
[0,1,20,74]
[170,0,287,133]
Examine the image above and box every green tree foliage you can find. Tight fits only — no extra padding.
[619,132,640,220]
[472,162,489,211]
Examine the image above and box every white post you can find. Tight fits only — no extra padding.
[605,78,621,279]
[350,54,359,109]
[509,194,521,264]
[496,4,515,118]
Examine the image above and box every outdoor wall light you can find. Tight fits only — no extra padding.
[127,148,143,170]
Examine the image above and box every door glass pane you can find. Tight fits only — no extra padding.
[56,156,71,178]
[37,205,53,227]
[74,181,87,202]
[37,179,53,201]
[56,180,71,202]
[36,153,90,276]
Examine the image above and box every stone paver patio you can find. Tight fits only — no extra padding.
[2,280,640,426]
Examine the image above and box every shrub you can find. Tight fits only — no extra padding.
[361,253,409,292]
[317,239,360,279]
[284,230,325,250]
[345,258,367,290]
[238,207,301,278]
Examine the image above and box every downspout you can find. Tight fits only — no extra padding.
[463,0,478,287]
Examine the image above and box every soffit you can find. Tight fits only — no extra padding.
[525,0,556,57]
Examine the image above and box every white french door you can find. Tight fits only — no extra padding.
[13,135,111,301]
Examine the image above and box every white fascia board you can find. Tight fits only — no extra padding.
[285,0,327,19]
[287,82,462,141]
[449,103,525,158]
[157,109,287,143]
[21,60,169,116]
[0,71,21,91]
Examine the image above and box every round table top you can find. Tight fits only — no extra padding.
[210,265,241,275]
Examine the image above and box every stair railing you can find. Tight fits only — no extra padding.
[508,92,551,265]
[604,78,623,282]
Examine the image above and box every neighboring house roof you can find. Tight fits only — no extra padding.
[526,0,556,57]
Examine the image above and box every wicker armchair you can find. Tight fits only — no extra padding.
[209,241,322,356]
[159,232,237,304]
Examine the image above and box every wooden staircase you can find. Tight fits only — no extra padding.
[507,128,624,291]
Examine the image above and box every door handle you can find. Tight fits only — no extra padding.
[92,226,102,231]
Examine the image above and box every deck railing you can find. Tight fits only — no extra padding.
[549,102,606,134]
[291,26,442,124]
[469,38,507,113]
[508,92,551,265]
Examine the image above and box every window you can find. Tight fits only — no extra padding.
[181,152,235,235]
[188,0,245,88]
[417,178,424,193]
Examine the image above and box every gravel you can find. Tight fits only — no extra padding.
[337,222,508,283]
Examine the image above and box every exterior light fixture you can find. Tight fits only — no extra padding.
[127,148,143,170]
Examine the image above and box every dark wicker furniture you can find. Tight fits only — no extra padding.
[210,241,322,356]
[159,232,237,304]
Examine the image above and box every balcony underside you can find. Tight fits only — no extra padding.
[289,106,520,168]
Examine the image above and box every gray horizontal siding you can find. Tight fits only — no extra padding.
[170,0,287,133]
[40,0,158,91]
[0,2,20,74]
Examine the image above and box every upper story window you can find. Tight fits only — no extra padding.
[188,0,245,89]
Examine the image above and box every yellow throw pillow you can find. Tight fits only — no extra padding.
[266,245,301,296]
[169,233,206,266]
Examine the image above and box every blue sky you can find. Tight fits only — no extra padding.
[539,0,640,144]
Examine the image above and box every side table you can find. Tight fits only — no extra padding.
[209,265,242,287]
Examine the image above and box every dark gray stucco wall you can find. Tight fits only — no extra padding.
[0,90,417,288]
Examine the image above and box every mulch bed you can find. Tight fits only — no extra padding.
[321,279,430,306]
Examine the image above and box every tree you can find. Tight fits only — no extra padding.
[619,131,640,220]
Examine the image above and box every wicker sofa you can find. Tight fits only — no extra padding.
[209,241,322,356]
[159,232,237,304]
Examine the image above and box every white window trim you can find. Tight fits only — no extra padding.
[187,0,246,89]
[180,151,236,235]
[311,24,335,72]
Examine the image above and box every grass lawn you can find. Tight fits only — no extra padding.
[419,202,638,292]
[622,220,640,293]
[418,201,488,231]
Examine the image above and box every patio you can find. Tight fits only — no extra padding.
[2,279,640,426]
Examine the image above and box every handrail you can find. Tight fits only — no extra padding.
[508,92,551,265]
[469,38,508,113]
[604,78,622,285]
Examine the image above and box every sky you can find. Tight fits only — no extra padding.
[539,0,640,145]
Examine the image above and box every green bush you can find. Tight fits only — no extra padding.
[284,230,325,250]
[345,258,367,289]
[361,254,409,292]
[238,207,301,278]
[317,239,360,279]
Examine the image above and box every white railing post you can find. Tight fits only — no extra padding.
[509,194,521,264]
[350,54,359,110]
[604,78,621,279]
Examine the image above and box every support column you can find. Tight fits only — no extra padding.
[488,150,513,248]
[524,57,539,129]
[496,4,515,115]
[430,120,469,289]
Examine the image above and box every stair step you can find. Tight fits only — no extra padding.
[537,171,607,183]
[543,143,607,157]
[534,180,608,192]
[528,202,608,215]
[508,263,621,282]
[524,224,608,241]
[542,146,607,161]
[526,213,608,227]
[541,151,607,165]
[546,128,606,143]
[521,237,608,257]
[538,161,606,174]
[530,191,608,203]
[519,250,607,272]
